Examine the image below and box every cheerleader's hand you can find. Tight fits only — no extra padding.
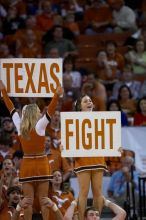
[18,197,33,209]
[59,144,64,151]
[56,84,64,96]
[0,80,6,90]
[118,147,123,154]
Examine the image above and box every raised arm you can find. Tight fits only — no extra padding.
[47,85,63,118]
[35,85,63,135]
[64,200,78,220]
[0,80,15,114]
[103,197,126,220]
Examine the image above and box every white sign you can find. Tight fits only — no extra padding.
[61,112,121,157]
[0,58,62,97]
[122,127,146,173]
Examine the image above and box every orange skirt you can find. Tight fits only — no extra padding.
[19,155,52,183]
[74,157,108,173]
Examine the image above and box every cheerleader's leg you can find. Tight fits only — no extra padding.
[77,171,91,220]
[22,182,34,220]
[91,170,104,214]
[37,181,49,220]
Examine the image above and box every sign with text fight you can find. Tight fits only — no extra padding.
[61,112,121,157]
[0,58,62,97]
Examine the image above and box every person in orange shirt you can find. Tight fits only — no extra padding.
[0,158,16,191]
[13,16,43,50]
[64,12,80,36]
[100,41,125,97]
[74,95,107,220]
[106,41,125,79]
[16,29,42,58]
[1,117,22,152]
[46,110,61,142]
[0,185,25,220]
[0,158,17,219]
[85,73,107,101]
[96,50,116,82]
[83,0,112,34]
[0,80,63,220]
[0,131,15,161]
[49,170,78,220]
[36,0,55,33]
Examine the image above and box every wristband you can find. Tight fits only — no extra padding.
[52,204,58,212]
[104,199,111,207]
[71,200,77,207]
[16,204,22,212]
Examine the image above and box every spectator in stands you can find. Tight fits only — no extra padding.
[64,11,80,36]
[1,117,22,152]
[106,41,125,76]
[107,99,128,126]
[63,55,82,89]
[0,158,16,189]
[61,74,80,111]
[96,42,125,97]
[83,0,112,35]
[0,158,17,219]
[46,109,61,143]
[107,156,139,207]
[45,47,60,58]
[96,50,114,85]
[14,15,43,47]
[16,29,42,58]
[0,185,25,220]
[43,16,76,43]
[0,132,14,161]
[60,0,83,19]
[3,0,27,20]
[12,150,23,176]
[85,73,107,101]
[108,0,137,33]
[44,25,78,58]
[112,64,141,99]
[125,39,146,75]
[45,135,73,183]
[117,85,137,122]
[48,170,77,219]
[133,97,146,126]
[36,0,56,33]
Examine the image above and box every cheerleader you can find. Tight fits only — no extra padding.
[0,80,63,220]
[74,94,107,219]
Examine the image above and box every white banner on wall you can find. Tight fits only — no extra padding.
[122,127,146,173]
[0,58,63,97]
[61,111,121,157]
